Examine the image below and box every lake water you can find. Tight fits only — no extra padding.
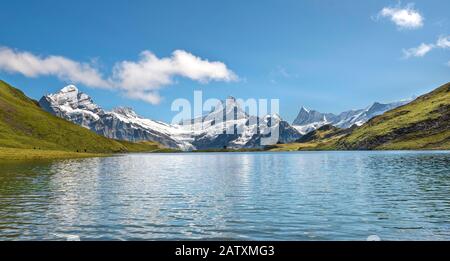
[0,151,449,240]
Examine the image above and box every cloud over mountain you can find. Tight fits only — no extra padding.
[0,46,110,88]
[0,47,237,105]
[111,50,237,104]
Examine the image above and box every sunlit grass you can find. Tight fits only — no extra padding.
[0,80,166,159]
[338,82,450,149]
[0,147,106,160]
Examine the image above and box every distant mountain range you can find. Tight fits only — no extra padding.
[38,85,427,151]
[1,78,447,153]
[39,86,301,150]
[269,82,449,151]
[39,85,194,150]
[292,99,413,134]
[336,82,449,150]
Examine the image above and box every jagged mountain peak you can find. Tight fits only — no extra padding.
[266,113,282,121]
[226,96,237,101]
[366,102,388,112]
[300,106,310,113]
[48,85,78,100]
[48,85,83,101]
[293,98,413,134]
[60,84,78,93]
[45,85,101,114]
[112,107,138,118]
[202,97,248,121]
[370,101,382,107]
[292,106,330,126]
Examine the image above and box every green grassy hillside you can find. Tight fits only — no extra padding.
[337,82,450,150]
[267,124,348,151]
[0,80,163,157]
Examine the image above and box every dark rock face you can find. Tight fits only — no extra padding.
[293,107,336,125]
[277,120,304,143]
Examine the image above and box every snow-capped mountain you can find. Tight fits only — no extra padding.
[39,86,301,150]
[293,106,335,126]
[39,85,194,150]
[292,99,412,134]
[183,97,301,149]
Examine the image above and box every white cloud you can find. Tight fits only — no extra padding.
[379,4,424,29]
[436,35,450,49]
[0,47,237,105]
[124,90,162,105]
[402,35,450,59]
[0,46,110,88]
[403,43,434,58]
[111,50,237,102]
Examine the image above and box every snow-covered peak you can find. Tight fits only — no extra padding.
[300,106,309,113]
[292,97,413,134]
[60,85,78,93]
[112,107,138,118]
[226,96,237,102]
[45,85,101,113]
[266,113,282,121]
[367,101,384,109]
[197,97,248,123]
[292,106,329,126]
[224,96,241,110]
[48,85,79,103]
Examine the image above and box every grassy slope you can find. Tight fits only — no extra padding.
[337,82,450,150]
[0,80,164,159]
[267,125,346,151]
[270,82,450,151]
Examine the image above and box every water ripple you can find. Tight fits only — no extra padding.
[0,151,449,240]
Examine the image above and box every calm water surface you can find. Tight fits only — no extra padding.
[0,151,449,240]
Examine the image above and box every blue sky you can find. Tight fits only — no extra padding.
[0,0,449,122]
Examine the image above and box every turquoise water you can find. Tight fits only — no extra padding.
[0,151,449,240]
